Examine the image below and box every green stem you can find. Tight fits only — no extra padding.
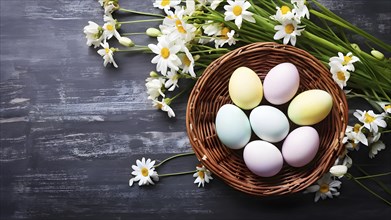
[119,18,163,24]
[118,8,165,17]
[158,170,197,177]
[154,152,195,168]
[349,175,391,206]
[354,165,391,195]
[354,172,391,180]
[121,32,145,36]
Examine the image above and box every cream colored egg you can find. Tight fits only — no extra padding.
[288,89,333,125]
[229,67,263,110]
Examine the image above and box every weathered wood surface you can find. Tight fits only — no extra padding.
[0,0,390,219]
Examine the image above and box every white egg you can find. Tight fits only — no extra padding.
[243,140,283,177]
[215,104,252,149]
[249,105,290,143]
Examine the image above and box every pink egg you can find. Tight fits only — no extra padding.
[263,62,300,105]
[243,140,283,177]
[282,126,319,167]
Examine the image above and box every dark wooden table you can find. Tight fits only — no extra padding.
[1,0,390,219]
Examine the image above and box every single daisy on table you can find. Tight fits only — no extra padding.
[153,98,176,118]
[83,21,104,48]
[329,61,350,89]
[304,173,341,202]
[329,52,360,71]
[148,35,182,76]
[224,0,255,29]
[353,110,387,133]
[273,19,304,46]
[129,157,159,186]
[193,165,213,187]
[97,41,118,68]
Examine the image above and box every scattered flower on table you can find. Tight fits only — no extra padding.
[304,173,341,202]
[193,165,213,187]
[224,0,255,29]
[353,110,386,133]
[129,157,159,186]
[97,41,118,68]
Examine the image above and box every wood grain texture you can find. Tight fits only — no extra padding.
[1,0,390,219]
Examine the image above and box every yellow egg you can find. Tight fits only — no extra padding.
[288,89,333,125]
[229,67,263,110]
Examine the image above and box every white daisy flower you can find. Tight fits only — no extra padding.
[179,47,196,77]
[270,5,295,22]
[184,0,196,15]
[353,110,387,133]
[148,35,182,76]
[329,52,360,71]
[153,0,181,11]
[292,0,310,20]
[224,0,255,29]
[329,61,351,89]
[97,41,118,68]
[335,153,353,168]
[273,19,304,46]
[152,98,176,118]
[329,165,348,178]
[344,124,368,148]
[145,77,166,100]
[197,0,223,10]
[165,71,180,91]
[193,165,213,187]
[101,1,118,15]
[83,21,104,48]
[103,14,120,40]
[369,140,386,159]
[203,21,222,37]
[376,102,391,114]
[215,27,237,48]
[160,9,196,43]
[129,157,159,186]
[304,173,341,202]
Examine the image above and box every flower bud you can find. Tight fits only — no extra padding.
[149,71,159,77]
[350,43,361,51]
[118,37,134,47]
[146,28,162,37]
[371,50,385,60]
[193,54,201,61]
[329,165,348,178]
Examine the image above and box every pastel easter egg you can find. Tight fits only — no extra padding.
[282,126,320,167]
[263,62,300,105]
[229,67,263,110]
[249,105,290,143]
[288,89,333,125]
[215,104,252,150]
[243,140,284,177]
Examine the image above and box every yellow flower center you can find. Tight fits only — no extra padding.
[106,24,114,31]
[353,123,361,133]
[221,27,230,39]
[105,48,110,54]
[183,55,191,67]
[319,184,329,193]
[281,5,291,15]
[198,171,205,180]
[285,24,294,34]
[364,112,375,123]
[351,141,358,149]
[161,0,170,6]
[175,19,187,34]
[342,55,352,65]
[233,5,242,16]
[385,105,391,110]
[141,167,149,177]
[161,47,170,59]
[337,71,346,81]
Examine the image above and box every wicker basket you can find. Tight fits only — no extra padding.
[186,42,348,196]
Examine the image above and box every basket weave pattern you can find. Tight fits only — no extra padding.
[186,42,348,196]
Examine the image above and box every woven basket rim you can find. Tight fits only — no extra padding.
[186,42,348,196]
